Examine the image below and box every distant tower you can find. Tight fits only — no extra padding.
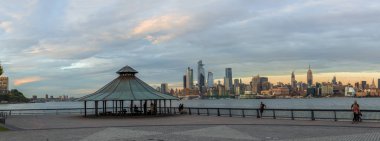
[197,60,205,94]
[161,83,169,94]
[207,72,214,88]
[332,76,337,85]
[0,63,9,95]
[183,75,187,89]
[291,71,297,89]
[370,78,376,89]
[307,65,313,87]
[186,67,194,89]
[225,68,233,91]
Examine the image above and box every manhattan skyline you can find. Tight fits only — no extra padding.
[1,0,380,97]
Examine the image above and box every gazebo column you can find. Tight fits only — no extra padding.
[84,101,87,117]
[144,100,147,115]
[112,100,115,113]
[119,101,122,112]
[169,100,172,114]
[95,101,98,116]
[140,100,143,114]
[164,100,167,114]
[130,100,134,114]
[154,100,157,115]
[104,101,107,114]
[159,100,162,114]
[115,100,118,114]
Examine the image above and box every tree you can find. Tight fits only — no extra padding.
[0,89,29,103]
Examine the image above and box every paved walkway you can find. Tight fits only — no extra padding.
[1,115,380,141]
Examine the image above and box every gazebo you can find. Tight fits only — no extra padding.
[78,65,178,117]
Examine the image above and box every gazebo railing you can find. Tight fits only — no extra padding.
[2,107,380,122]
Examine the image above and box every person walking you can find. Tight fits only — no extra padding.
[351,100,360,124]
[259,102,266,118]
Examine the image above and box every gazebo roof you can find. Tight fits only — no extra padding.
[78,65,178,101]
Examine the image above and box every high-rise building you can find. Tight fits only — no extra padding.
[225,68,232,91]
[183,75,187,89]
[234,79,240,95]
[361,81,367,90]
[207,72,214,88]
[186,67,194,89]
[332,76,337,85]
[161,83,169,94]
[251,75,261,94]
[378,79,380,89]
[370,78,376,89]
[0,63,9,95]
[291,71,297,89]
[197,60,206,94]
[224,77,230,91]
[307,65,313,87]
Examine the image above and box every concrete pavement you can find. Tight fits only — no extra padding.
[1,115,380,141]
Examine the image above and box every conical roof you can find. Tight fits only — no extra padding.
[79,65,178,101]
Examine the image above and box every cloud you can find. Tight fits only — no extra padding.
[24,40,101,59]
[14,76,44,86]
[0,21,13,33]
[61,57,110,70]
[132,15,190,44]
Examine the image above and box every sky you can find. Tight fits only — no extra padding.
[1,0,380,98]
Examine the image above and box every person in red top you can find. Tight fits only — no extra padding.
[351,100,360,124]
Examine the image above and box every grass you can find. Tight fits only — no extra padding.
[0,124,8,131]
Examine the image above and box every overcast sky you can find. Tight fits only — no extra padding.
[1,0,380,97]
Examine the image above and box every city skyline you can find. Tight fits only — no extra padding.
[1,0,380,97]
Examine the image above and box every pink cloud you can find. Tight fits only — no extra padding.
[14,76,43,86]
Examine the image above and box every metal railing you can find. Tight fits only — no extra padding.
[185,107,380,121]
[0,112,7,124]
[1,107,379,122]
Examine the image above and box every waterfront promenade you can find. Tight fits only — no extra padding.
[2,115,380,141]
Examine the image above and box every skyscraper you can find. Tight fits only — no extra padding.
[332,76,337,85]
[307,65,313,87]
[370,78,376,89]
[183,75,187,89]
[361,81,367,90]
[225,68,232,91]
[251,75,261,94]
[161,83,169,94]
[207,72,214,88]
[291,71,297,89]
[224,77,230,91]
[186,67,194,89]
[197,60,205,94]
[0,63,9,95]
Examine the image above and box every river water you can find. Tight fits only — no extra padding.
[0,98,379,110]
